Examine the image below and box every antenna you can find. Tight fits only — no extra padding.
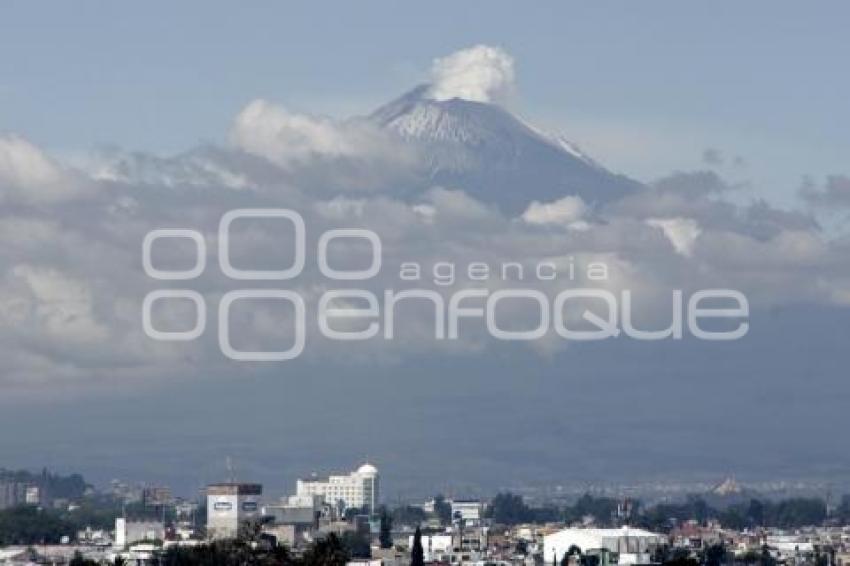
[226,457,235,483]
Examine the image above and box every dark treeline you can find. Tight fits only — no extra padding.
[161,531,361,566]
[63,532,356,566]
[0,468,89,500]
[0,506,73,546]
[0,498,177,546]
[637,496,831,531]
[483,492,843,531]
[486,493,619,526]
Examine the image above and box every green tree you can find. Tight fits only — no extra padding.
[836,495,850,524]
[488,492,530,525]
[748,499,765,526]
[759,544,776,566]
[303,533,350,566]
[514,539,528,555]
[411,526,424,566]
[391,505,426,527]
[69,552,99,566]
[569,494,619,526]
[703,543,726,566]
[561,544,582,566]
[662,548,698,566]
[0,506,74,545]
[341,531,371,559]
[161,536,294,565]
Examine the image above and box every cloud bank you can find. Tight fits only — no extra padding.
[0,45,846,394]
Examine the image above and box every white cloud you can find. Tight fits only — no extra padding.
[424,187,499,221]
[0,135,90,204]
[230,99,393,168]
[8,264,108,343]
[646,217,702,257]
[521,196,587,226]
[428,45,515,105]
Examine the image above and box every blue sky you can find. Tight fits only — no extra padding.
[1,1,847,205]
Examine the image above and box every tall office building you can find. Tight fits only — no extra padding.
[295,463,379,513]
[206,483,263,540]
[0,481,28,509]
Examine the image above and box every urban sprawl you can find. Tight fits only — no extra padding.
[0,464,849,566]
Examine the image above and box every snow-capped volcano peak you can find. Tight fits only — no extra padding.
[373,85,594,164]
[369,85,640,214]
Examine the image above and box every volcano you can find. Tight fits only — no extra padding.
[369,85,642,215]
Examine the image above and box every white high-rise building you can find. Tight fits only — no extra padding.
[295,463,379,512]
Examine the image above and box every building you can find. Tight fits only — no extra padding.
[408,534,453,562]
[295,463,379,513]
[142,486,172,507]
[451,499,485,526]
[0,482,43,508]
[206,483,263,540]
[262,494,324,527]
[263,523,298,547]
[24,486,42,505]
[543,527,665,566]
[114,518,165,548]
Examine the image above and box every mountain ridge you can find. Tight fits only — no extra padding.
[368,86,643,215]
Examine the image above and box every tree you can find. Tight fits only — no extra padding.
[69,552,99,566]
[162,535,295,565]
[514,539,528,556]
[772,498,826,527]
[569,494,620,526]
[703,543,726,566]
[341,531,371,559]
[836,495,850,524]
[489,492,530,525]
[391,505,427,527]
[433,495,452,525]
[379,507,393,549]
[747,499,765,526]
[651,544,669,564]
[0,505,74,545]
[411,526,424,566]
[562,545,582,566]
[662,548,698,566]
[237,519,265,544]
[759,544,777,566]
[302,533,350,566]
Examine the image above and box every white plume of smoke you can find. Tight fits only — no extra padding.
[428,45,515,105]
